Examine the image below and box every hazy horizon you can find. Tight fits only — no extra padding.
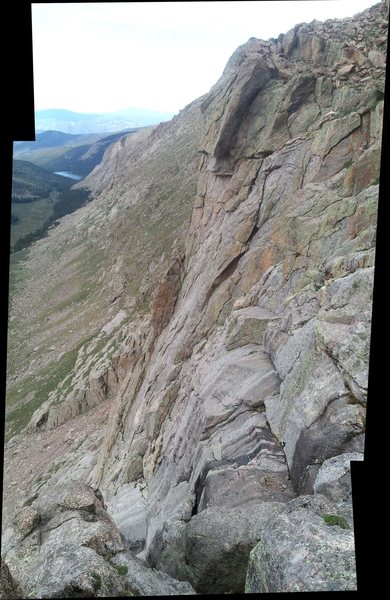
[34,107,176,117]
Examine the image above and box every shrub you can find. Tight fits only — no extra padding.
[322,514,349,529]
[115,565,129,575]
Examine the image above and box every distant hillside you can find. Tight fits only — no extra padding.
[11,128,142,251]
[14,131,104,153]
[13,129,141,178]
[12,160,71,200]
[11,160,89,251]
[35,107,175,134]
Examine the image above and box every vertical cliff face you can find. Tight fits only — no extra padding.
[2,1,387,596]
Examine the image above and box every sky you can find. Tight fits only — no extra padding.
[32,1,379,115]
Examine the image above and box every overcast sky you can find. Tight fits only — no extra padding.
[32,1,378,115]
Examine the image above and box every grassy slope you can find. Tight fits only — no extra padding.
[11,194,56,244]
[6,236,107,441]
[12,159,71,197]
[11,161,72,246]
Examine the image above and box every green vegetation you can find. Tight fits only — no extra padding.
[11,185,91,253]
[362,25,379,47]
[343,158,353,170]
[12,159,71,199]
[10,159,93,251]
[91,572,102,591]
[12,219,52,253]
[322,514,349,529]
[115,565,129,575]
[5,339,90,441]
[13,129,139,177]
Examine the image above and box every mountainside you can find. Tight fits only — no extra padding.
[35,108,175,134]
[10,160,91,252]
[13,129,142,178]
[2,1,387,597]
[11,159,71,198]
[10,160,73,248]
[14,130,99,152]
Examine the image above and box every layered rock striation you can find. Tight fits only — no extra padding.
[3,1,387,596]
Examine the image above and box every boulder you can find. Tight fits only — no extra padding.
[111,552,195,596]
[56,480,99,512]
[154,502,284,594]
[13,506,40,537]
[2,481,194,598]
[314,451,363,523]
[245,495,357,592]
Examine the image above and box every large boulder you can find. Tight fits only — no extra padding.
[152,502,284,594]
[245,494,357,592]
[2,480,195,598]
[110,552,194,596]
[313,451,364,524]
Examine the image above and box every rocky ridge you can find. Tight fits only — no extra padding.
[2,1,387,596]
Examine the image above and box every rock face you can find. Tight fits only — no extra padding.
[1,481,195,598]
[4,0,386,596]
[245,495,357,592]
[150,502,284,594]
[0,561,24,600]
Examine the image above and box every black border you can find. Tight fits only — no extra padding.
[0,0,35,542]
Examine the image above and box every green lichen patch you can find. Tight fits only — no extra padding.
[322,514,349,529]
[91,571,102,591]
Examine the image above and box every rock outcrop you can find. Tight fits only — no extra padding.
[1,481,195,598]
[245,495,357,592]
[4,0,387,596]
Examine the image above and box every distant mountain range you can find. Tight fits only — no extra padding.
[14,130,103,153]
[35,107,175,134]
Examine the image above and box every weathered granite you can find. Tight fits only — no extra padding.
[2,481,195,598]
[245,495,358,592]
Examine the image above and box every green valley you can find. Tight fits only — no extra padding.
[11,160,90,252]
